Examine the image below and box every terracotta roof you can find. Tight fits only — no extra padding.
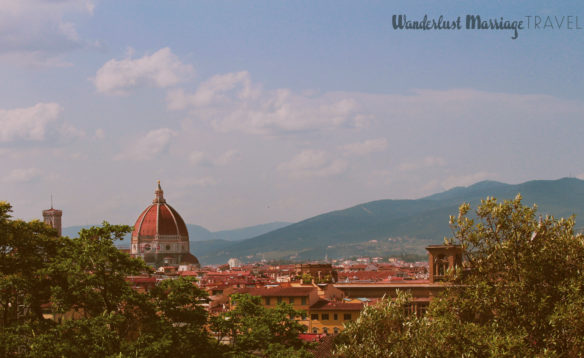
[310,335,335,358]
[131,183,189,239]
[310,299,364,311]
[238,286,316,297]
[181,252,200,265]
[126,276,157,283]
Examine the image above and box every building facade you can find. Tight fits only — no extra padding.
[131,182,199,268]
[42,206,62,236]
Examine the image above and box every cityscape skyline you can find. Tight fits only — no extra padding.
[1,1,583,230]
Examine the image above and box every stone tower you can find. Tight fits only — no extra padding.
[43,198,63,236]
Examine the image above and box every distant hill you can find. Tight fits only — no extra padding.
[197,178,584,265]
[61,221,291,247]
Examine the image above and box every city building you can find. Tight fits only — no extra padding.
[131,181,200,268]
[42,202,62,236]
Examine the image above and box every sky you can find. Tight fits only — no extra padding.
[1,0,583,230]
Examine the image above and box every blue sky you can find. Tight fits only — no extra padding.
[1,1,583,230]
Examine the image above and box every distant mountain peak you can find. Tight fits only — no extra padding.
[197,177,584,265]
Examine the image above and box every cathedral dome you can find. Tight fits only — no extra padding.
[132,188,189,239]
[131,182,199,268]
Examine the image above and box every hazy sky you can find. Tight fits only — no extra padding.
[1,1,583,230]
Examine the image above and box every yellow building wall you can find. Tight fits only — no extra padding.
[308,309,358,334]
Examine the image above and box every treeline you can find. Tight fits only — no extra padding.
[334,196,584,357]
[0,202,312,358]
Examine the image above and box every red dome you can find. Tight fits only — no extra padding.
[132,202,189,238]
[131,182,199,268]
[131,181,189,242]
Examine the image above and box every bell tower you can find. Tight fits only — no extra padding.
[426,244,462,283]
[42,196,62,236]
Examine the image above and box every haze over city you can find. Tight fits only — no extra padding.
[1,1,583,230]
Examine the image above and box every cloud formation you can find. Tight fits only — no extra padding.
[167,71,365,135]
[0,0,94,66]
[115,128,177,161]
[0,103,64,142]
[94,48,194,95]
[278,150,348,178]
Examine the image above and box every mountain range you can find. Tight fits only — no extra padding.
[195,178,584,265]
[61,222,291,245]
[63,178,584,266]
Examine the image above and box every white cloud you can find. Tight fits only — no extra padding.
[167,71,258,109]
[442,171,495,190]
[0,103,63,142]
[115,128,177,161]
[3,168,43,183]
[94,47,195,95]
[278,150,348,178]
[399,156,446,172]
[342,138,388,156]
[59,122,86,139]
[166,71,364,135]
[0,0,95,66]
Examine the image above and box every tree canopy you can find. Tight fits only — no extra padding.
[0,202,217,357]
[210,293,312,357]
[335,195,584,357]
[0,201,314,357]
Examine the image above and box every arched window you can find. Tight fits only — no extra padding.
[435,254,448,277]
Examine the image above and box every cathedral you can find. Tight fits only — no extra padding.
[131,181,200,268]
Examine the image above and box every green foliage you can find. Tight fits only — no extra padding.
[301,273,313,284]
[335,195,584,357]
[48,222,149,317]
[0,202,66,328]
[0,203,216,358]
[210,293,312,357]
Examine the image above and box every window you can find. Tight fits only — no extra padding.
[312,327,318,334]
[311,314,319,320]
[289,297,294,304]
[321,313,329,320]
[343,313,351,320]
[301,296,307,305]
[435,254,448,276]
[265,297,271,305]
[333,313,338,320]
[277,296,282,304]
[334,327,339,334]
[301,313,307,320]
[323,327,328,334]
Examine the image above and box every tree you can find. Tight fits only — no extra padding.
[132,277,216,358]
[0,202,65,327]
[0,208,215,358]
[335,195,584,357]
[210,293,313,357]
[48,222,149,317]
